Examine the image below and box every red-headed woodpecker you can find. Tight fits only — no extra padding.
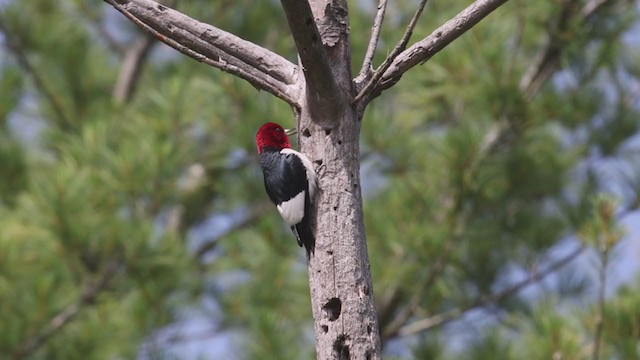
[256,122,318,257]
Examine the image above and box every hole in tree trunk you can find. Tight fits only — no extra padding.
[302,129,311,137]
[333,334,350,360]
[322,297,342,321]
[325,129,332,135]
[314,159,323,166]
[321,325,329,333]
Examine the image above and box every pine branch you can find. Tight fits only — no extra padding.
[354,0,429,103]
[370,0,509,100]
[76,2,126,55]
[16,260,120,358]
[519,0,616,100]
[0,20,72,129]
[396,245,585,338]
[381,237,454,341]
[195,202,272,260]
[103,0,300,107]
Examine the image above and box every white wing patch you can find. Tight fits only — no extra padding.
[277,191,305,225]
[280,148,318,202]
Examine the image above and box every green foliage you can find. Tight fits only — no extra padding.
[0,0,638,359]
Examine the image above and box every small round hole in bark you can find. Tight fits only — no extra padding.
[327,250,333,255]
[337,140,342,145]
[322,325,329,333]
[302,129,311,137]
[325,129,332,135]
[314,159,323,166]
[333,206,338,211]
[323,298,342,321]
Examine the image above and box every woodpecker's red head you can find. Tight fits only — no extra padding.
[256,122,292,154]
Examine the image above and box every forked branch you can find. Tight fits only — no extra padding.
[354,0,429,103]
[370,0,509,100]
[103,0,300,107]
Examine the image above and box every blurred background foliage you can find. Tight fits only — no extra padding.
[0,0,639,359]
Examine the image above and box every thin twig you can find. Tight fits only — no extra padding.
[354,0,429,103]
[358,0,389,78]
[371,0,509,100]
[396,245,585,338]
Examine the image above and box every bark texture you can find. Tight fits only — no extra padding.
[299,109,381,359]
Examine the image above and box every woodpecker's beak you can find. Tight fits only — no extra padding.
[285,128,297,136]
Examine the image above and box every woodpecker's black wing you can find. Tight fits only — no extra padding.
[259,147,316,257]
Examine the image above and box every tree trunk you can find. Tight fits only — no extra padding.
[298,107,381,359]
[285,0,382,357]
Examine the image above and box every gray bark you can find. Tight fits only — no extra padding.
[299,108,381,359]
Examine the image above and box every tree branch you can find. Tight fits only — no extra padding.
[395,245,585,338]
[16,260,120,358]
[279,0,346,122]
[371,0,509,100]
[113,34,155,103]
[358,0,389,79]
[103,0,300,107]
[354,0,429,103]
